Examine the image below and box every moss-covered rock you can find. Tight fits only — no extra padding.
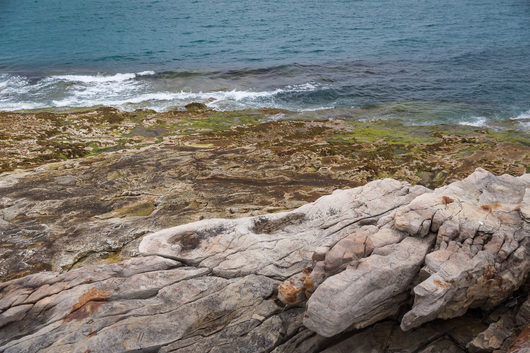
[185,102,208,111]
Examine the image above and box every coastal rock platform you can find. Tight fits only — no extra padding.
[1,168,528,352]
[1,108,529,284]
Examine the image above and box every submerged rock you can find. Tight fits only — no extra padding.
[184,102,208,111]
[0,168,528,352]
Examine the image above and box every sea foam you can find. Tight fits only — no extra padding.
[458,117,488,127]
[0,73,322,112]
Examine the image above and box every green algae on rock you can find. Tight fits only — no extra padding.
[0,107,529,282]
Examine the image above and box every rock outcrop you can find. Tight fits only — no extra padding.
[1,110,529,283]
[300,168,529,342]
[0,168,528,352]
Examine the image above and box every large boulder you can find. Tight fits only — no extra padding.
[296,169,530,338]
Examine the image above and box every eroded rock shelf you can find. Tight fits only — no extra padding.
[1,108,529,284]
[1,168,528,352]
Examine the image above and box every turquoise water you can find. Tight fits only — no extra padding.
[0,0,529,127]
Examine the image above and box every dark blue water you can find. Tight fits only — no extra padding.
[1,0,529,127]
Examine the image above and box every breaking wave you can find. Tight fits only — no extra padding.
[0,72,325,111]
[0,71,529,131]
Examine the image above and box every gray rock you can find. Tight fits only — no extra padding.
[418,338,466,353]
[304,236,433,337]
[467,315,514,352]
[399,169,530,331]
[0,169,528,352]
[320,321,394,353]
[139,178,426,280]
[516,297,530,326]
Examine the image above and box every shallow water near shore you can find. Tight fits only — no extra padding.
[1,0,530,128]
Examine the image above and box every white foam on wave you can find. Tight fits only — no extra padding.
[513,110,530,120]
[518,121,530,129]
[300,106,335,112]
[50,89,283,109]
[285,82,320,91]
[0,75,11,89]
[511,110,530,130]
[0,74,31,94]
[49,70,156,84]
[0,73,325,112]
[0,101,49,111]
[458,116,488,127]
[137,71,156,76]
[52,73,137,83]
[0,75,51,110]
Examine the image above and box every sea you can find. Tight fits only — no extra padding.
[1,0,529,128]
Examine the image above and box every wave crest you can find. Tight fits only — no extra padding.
[0,72,325,111]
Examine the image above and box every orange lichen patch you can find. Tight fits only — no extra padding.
[278,282,302,305]
[303,276,315,292]
[64,287,109,322]
[70,288,109,312]
[441,196,454,205]
[496,215,516,225]
[483,265,497,280]
[302,267,312,276]
[480,266,504,290]
[433,279,450,288]
[508,324,530,353]
[480,203,501,212]
[65,301,107,322]
[481,205,492,212]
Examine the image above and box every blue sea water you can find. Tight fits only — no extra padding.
[0,0,529,127]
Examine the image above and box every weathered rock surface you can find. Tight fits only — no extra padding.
[139,177,427,279]
[298,168,529,340]
[0,169,528,352]
[1,109,529,283]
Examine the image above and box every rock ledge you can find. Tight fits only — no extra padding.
[0,168,528,353]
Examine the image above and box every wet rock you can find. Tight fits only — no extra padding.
[184,102,208,111]
[1,110,529,283]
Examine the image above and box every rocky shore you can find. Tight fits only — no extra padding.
[0,168,529,352]
[0,107,529,352]
[1,107,528,282]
